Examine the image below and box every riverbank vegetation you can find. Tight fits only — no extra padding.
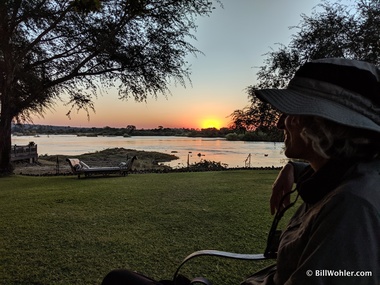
[0,170,298,284]
[13,148,178,176]
[12,123,284,142]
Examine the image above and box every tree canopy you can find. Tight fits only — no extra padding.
[230,0,380,132]
[0,0,220,173]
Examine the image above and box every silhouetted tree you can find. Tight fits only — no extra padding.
[126,125,136,135]
[0,0,221,174]
[232,0,380,132]
[229,94,278,133]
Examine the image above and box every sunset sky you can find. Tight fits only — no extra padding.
[32,0,324,130]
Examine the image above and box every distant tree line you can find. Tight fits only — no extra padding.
[11,123,284,141]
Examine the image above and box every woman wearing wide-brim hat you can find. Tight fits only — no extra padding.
[243,58,380,285]
[102,58,380,285]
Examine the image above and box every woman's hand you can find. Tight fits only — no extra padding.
[270,163,295,215]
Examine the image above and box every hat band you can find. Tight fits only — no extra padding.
[288,77,380,125]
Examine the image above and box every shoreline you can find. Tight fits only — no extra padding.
[13,147,281,176]
[13,147,178,176]
[12,135,286,169]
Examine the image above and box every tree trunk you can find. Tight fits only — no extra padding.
[0,104,13,175]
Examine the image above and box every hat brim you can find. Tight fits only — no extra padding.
[256,89,380,133]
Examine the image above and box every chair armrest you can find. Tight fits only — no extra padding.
[173,250,267,284]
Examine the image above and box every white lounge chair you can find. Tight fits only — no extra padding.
[66,156,136,178]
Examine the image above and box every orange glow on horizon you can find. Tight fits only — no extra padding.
[200,118,223,130]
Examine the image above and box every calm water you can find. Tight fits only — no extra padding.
[11,135,287,168]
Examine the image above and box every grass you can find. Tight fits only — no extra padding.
[0,170,297,285]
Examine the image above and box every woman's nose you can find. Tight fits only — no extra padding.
[276,114,287,129]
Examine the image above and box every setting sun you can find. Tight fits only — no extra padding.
[200,118,222,129]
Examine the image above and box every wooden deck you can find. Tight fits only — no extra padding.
[11,143,38,163]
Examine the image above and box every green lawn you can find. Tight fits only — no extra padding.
[0,170,295,285]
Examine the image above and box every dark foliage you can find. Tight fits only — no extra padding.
[190,159,228,171]
[0,0,221,173]
[231,0,380,132]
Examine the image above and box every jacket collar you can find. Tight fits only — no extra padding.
[297,159,357,204]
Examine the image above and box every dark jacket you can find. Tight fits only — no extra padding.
[243,159,380,285]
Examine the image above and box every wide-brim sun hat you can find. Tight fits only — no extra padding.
[255,58,380,133]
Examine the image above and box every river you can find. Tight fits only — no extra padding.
[11,135,287,168]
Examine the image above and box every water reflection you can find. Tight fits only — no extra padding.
[11,135,287,168]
